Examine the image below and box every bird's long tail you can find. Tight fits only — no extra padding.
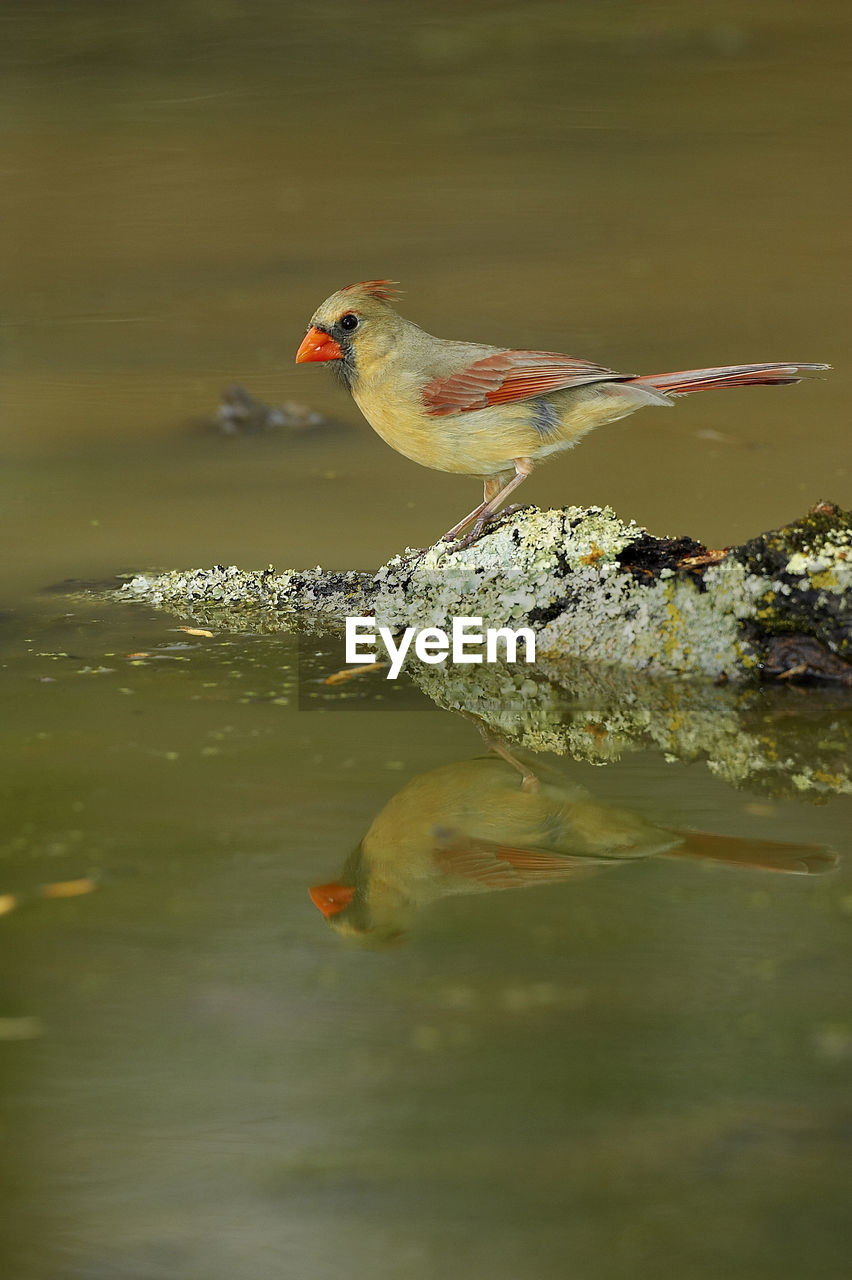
[663,828,837,875]
[630,362,829,397]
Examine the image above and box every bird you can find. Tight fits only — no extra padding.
[295,280,828,546]
[308,751,836,943]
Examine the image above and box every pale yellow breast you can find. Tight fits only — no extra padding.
[351,338,663,478]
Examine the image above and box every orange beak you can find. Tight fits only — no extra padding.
[295,326,343,363]
[309,881,356,918]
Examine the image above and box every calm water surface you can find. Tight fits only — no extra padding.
[1,4,850,1278]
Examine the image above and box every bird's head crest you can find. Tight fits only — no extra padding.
[340,279,402,302]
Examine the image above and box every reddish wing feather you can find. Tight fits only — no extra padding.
[422,350,627,416]
[434,833,605,888]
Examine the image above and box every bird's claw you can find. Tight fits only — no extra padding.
[446,529,481,551]
[445,504,528,551]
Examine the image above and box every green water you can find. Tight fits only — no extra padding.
[1,4,849,1278]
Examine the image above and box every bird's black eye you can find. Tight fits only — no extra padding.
[339,313,359,331]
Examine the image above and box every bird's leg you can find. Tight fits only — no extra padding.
[451,459,534,550]
[480,459,534,523]
[477,726,540,792]
[441,495,490,543]
[440,475,506,542]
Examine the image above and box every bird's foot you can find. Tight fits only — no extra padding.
[446,526,484,551]
[440,504,527,550]
[449,512,497,550]
[446,505,527,551]
[494,503,525,522]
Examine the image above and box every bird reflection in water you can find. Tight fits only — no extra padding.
[309,745,836,944]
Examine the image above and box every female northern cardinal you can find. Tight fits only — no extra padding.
[296,281,828,545]
[309,752,835,943]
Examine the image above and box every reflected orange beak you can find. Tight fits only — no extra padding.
[295,326,343,363]
[309,881,356,918]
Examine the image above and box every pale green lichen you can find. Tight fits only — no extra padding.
[374,506,769,680]
[733,503,852,661]
[372,506,642,639]
[786,537,851,585]
[118,564,373,631]
[781,534,851,610]
[539,561,754,678]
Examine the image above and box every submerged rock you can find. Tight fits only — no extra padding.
[191,386,343,436]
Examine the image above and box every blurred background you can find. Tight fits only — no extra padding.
[1,0,848,597]
[1,3,849,1278]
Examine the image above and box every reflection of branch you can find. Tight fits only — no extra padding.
[413,658,852,801]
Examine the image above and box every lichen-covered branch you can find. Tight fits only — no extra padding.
[120,500,851,683]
